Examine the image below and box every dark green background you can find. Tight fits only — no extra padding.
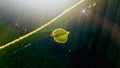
[0,0,120,68]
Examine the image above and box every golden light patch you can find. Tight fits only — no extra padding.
[50,28,70,43]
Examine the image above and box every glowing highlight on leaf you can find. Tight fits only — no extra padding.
[51,28,70,43]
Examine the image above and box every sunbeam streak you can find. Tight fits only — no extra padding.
[0,0,96,57]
